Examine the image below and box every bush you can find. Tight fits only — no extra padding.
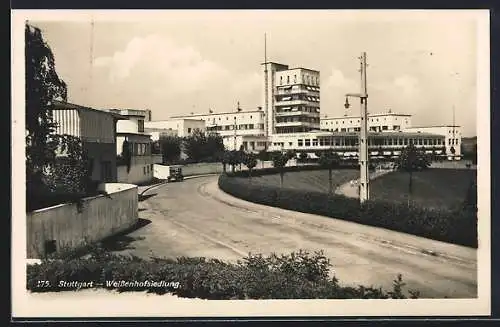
[27,248,418,299]
[218,174,477,248]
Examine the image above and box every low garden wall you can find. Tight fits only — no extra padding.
[218,172,477,248]
[26,183,139,259]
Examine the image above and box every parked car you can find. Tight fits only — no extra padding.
[167,165,184,182]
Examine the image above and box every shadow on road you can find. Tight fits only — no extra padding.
[100,218,152,251]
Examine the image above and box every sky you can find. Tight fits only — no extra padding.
[30,10,481,137]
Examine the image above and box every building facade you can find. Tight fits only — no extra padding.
[268,130,447,159]
[52,101,125,183]
[403,125,462,160]
[145,118,206,138]
[107,109,155,184]
[262,62,321,135]
[321,111,412,133]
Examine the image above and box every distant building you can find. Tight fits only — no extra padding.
[145,118,205,138]
[262,62,321,135]
[403,125,462,160]
[171,107,267,152]
[107,108,155,184]
[52,100,126,183]
[321,111,412,133]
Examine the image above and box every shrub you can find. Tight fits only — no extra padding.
[27,248,418,299]
[218,174,477,248]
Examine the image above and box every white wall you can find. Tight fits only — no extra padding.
[321,114,412,132]
[26,183,138,259]
[403,126,462,159]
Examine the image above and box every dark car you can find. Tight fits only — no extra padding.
[167,165,184,182]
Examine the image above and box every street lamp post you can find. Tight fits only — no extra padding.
[344,52,370,204]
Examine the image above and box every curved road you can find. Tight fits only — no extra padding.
[118,175,476,299]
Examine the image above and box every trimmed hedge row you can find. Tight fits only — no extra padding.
[27,248,419,299]
[218,174,477,248]
[236,162,364,178]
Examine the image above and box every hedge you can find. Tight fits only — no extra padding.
[27,247,419,299]
[218,174,477,248]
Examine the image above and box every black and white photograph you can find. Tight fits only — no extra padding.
[12,9,490,318]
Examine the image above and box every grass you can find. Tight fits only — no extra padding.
[369,169,476,209]
[239,168,475,211]
[244,169,360,193]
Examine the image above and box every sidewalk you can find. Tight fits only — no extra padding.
[334,169,392,198]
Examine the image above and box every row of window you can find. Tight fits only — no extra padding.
[325,125,401,132]
[207,124,265,131]
[277,95,320,102]
[279,74,319,86]
[211,114,260,123]
[323,117,409,125]
[276,117,320,124]
[276,85,320,94]
[296,137,445,147]
[131,142,151,156]
[143,164,154,175]
[277,106,320,113]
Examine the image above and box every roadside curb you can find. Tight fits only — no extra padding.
[139,173,221,196]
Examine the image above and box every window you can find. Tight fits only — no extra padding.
[341,128,346,132]
[382,126,388,131]
[143,166,147,175]
[294,75,297,83]
[287,76,290,84]
[151,164,154,171]
[138,119,144,132]
[280,76,283,85]
[312,139,318,146]
[289,142,292,146]
[100,161,112,182]
[393,125,400,131]
[305,139,311,146]
[418,139,423,145]
[298,139,303,146]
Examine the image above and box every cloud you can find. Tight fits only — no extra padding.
[93,34,230,94]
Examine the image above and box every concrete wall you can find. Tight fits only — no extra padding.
[117,156,154,185]
[26,183,138,259]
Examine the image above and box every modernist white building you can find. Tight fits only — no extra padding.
[262,62,321,135]
[107,108,156,184]
[320,110,412,133]
[403,125,462,159]
[171,107,268,152]
[145,118,206,138]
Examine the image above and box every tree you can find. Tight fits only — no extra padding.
[299,152,308,162]
[182,130,224,163]
[395,142,431,206]
[318,152,341,195]
[228,150,241,173]
[121,140,132,172]
[271,152,290,188]
[243,153,258,180]
[159,135,181,164]
[257,150,269,168]
[25,23,68,205]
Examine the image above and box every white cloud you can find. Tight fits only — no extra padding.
[93,34,230,94]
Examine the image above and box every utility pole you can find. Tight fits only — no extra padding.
[263,33,269,150]
[345,52,369,203]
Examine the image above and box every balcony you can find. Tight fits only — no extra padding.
[275,111,320,117]
[275,99,319,107]
[276,88,320,96]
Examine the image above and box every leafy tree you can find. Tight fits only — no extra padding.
[395,142,431,206]
[25,24,68,200]
[182,130,224,163]
[257,150,269,168]
[299,152,308,162]
[228,150,242,173]
[243,153,258,180]
[271,152,291,188]
[318,151,341,195]
[44,135,92,195]
[159,135,181,164]
[121,140,132,172]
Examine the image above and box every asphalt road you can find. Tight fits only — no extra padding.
[115,175,477,299]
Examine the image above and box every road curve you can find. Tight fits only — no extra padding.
[120,175,477,299]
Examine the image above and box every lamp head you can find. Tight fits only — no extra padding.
[344,97,350,109]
